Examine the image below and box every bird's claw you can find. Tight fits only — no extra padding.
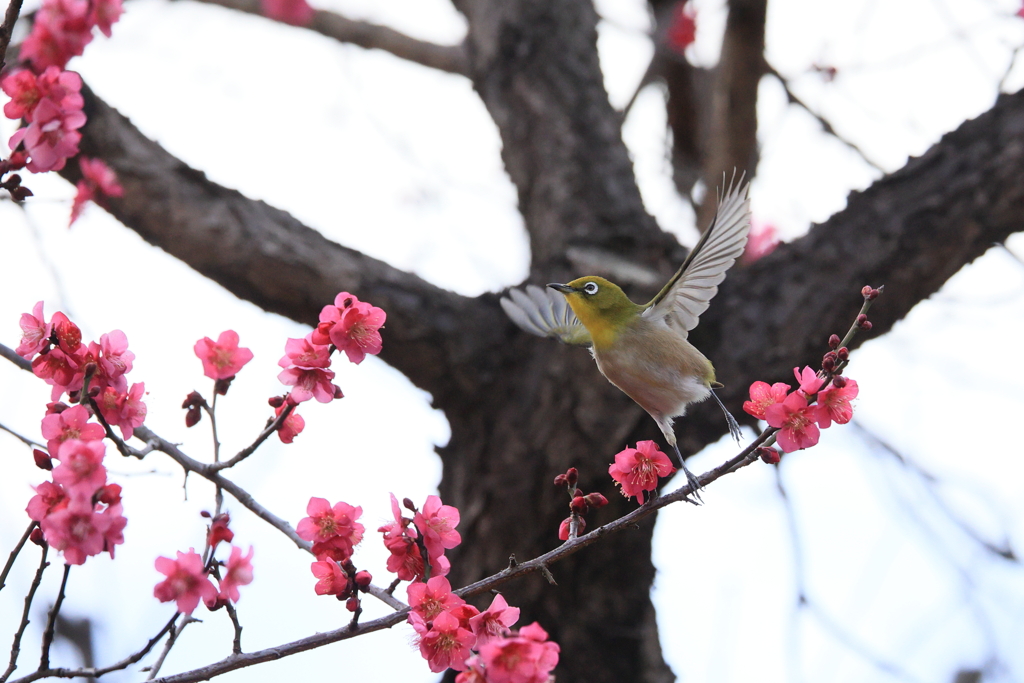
[682,466,703,504]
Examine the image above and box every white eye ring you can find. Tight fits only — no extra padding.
[583,282,599,295]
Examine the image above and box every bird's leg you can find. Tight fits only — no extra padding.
[663,429,702,504]
[710,388,744,446]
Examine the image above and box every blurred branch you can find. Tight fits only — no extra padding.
[852,421,1018,562]
[765,64,886,173]
[0,422,44,450]
[188,0,470,76]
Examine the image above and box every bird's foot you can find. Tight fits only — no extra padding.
[681,464,703,504]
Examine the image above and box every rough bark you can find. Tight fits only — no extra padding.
[56,5,1024,682]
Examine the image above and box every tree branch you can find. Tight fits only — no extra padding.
[188,0,469,76]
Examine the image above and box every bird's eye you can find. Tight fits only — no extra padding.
[583,282,599,295]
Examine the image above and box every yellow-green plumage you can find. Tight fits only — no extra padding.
[499,177,751,497]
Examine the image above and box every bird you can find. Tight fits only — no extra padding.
[500,175,751,499]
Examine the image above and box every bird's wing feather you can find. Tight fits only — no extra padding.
[642,174,751,337]
[500,285,593,347]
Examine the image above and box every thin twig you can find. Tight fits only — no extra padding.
[38,564,71,670]
[223,604,242,655]
[0,422,45,450]
[8,613,180,683]
[765,64,886,174]
[1,544,48,683]
[146,617,194,681]
[210,402,294,471]
[0,523,36,594]
[0,0,25,71]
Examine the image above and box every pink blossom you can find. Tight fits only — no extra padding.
[408,576,463,621]
[311,292,386,364]
[469,593,520,647]
[278,365,338,403]
[297,497,364,562]
[793,366,825,395]
[455,657,488,683]
[816,378,859,428]
[51,438,106,493]
[40,489,111,565]
[417,610,476,673]
[413,495,461,563]
[194,330,254,380]
[15,301,51,358]
[32,346,80,388]
[217,545,254,603]
[311,558,346,596]
[279,336,331,369]
[41,404,104,457]
[765,392,824,453]
[153,549,217,615]
[2,70,43,121]
[20,0,93,71]
[70,157,124,226]
[379,493,424,581]
[89,0,123,37]
[260,0,314,26]
[741,220,779,265]
[9,89,86,173]
[99,501,127,559]
[26,480,68,521]
[95,382,147,440]
[97,329,133,382]
[742,381,791,420]
[608,440,675,505]
[665,1,696,54]
[478,622,560,683]
[275,403,304,443]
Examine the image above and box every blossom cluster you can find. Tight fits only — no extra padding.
[153,529,254,616]
[27,405,126,565]
[378,493,460,582]
[744,365,859,453]
[1,66,86,173]
[297,497,368,609]
[17,301,147,439]
[408,575,558,682]
[20,0,123,72]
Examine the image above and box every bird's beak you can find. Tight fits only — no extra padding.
[547,283,575,294]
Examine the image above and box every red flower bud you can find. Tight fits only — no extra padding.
[860,320,873,331]
[570,496,588,514]
[54,317,82,353]
[758,447,781,465]
[856,314,868,325]
[553,474,568,487]
[33,449,53,470]
[837,347,849,361]
[333,386,345,400]
[584,492,609,508]
[214,376,235,396]
[29,527,44,546]
[403,498,417,512]
[346,597,360,612]
[354,570,372,588]
[267,395,285,408]
[207,513,233,547]
[185,405,202,428]
[832,375,847,388]
[828,334,841,349]
[98,483,122,506]
[565,467,578,487]
[821,353,836,372]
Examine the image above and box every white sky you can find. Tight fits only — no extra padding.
[2,0,1024,682]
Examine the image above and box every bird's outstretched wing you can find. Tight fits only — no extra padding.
[500,285,593,347]
[642,173,751,336]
